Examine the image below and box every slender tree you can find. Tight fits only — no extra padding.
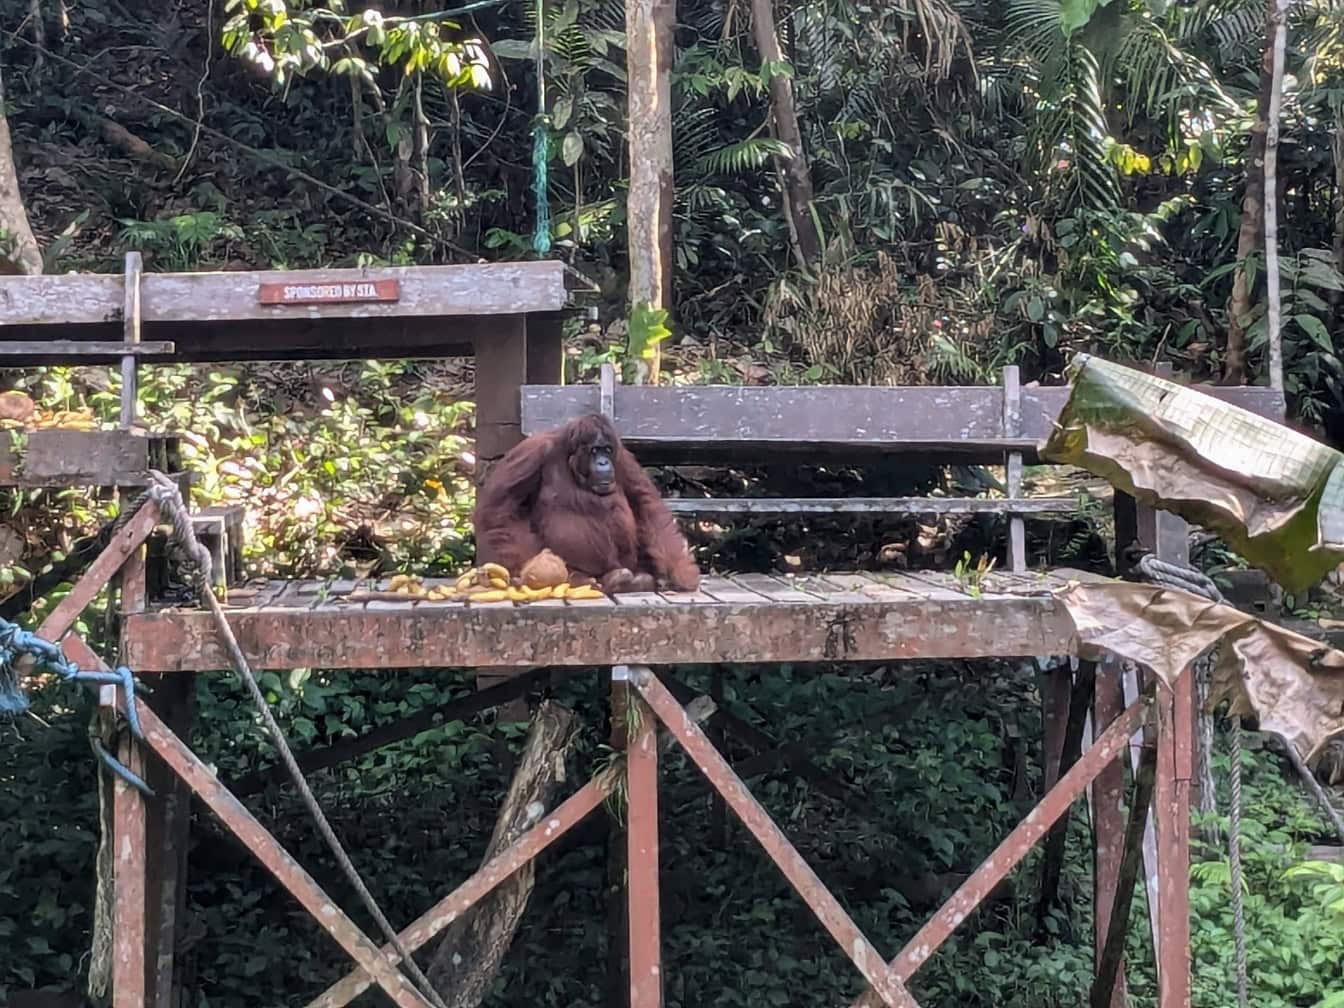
[0,66,42,275]
[1224,0,1279,385]
[1264,0,1288,392]
[750,0,821,269]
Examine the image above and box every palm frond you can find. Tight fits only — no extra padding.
[695,137,794,175]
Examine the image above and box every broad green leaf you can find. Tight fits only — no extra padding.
[1294,313,1332,352]
[561,131,585,167]
[552,95,573,130]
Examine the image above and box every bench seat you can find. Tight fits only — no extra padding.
[121,569,1104,672]
[663,496,1078,515]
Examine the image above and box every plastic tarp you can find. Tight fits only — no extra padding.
[1040,353,1344,594]
[1054,579,1344,762]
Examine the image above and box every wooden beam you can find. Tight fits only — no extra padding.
[474,315,529,480]
[0,340,175,357]
[0,261,569,325]
[664,497,1077,515]
[14,431,180,488]
[121,252,143,430]
[521,383,1287,444]
[122,589,1079,672]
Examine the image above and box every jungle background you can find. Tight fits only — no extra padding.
[2,0,1344,1005]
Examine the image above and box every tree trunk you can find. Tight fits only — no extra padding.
[426,700,577,1007]
[1263,0,1288,393]
[0,66,43,276]
[749,0,820,270]
[1331,117,1344,333]
[625,0,675,383]
[1222,0,1276,385]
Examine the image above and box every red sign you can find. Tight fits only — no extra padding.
[258,278,401,305]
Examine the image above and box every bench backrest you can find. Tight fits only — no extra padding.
[522,365,1286,464]
[519,363,1288,572]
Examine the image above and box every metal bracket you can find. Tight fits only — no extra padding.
[611,664,632,682]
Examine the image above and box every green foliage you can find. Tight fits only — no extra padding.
[626,300,673,372]
[221,0,490,90]
[1186,743,1344,1008]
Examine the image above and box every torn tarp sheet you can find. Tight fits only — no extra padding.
[1040,354,1344,593]
[1055,578,1344,762]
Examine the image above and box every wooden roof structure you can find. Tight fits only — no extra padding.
[0,259,575,362]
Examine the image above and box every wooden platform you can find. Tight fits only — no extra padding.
[0,261,576,362]
[121,569,1099,672]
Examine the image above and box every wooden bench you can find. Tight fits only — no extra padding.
[122,363,1287,674]
[522,363,1287,572]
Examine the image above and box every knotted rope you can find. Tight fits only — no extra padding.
[145,472,448,1008]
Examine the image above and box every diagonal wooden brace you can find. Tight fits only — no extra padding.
[627,667,919,1008]
[38,498,161,643]
[309,775,613,1008]
[115,694,435,1008]
[849,689,1153,1008]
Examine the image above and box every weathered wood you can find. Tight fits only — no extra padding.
[1091,657,1129,1008]
[1003,366,1028,572]
[13,430,181,487]
[426,702,577,1008]
[0,261,568,325]
[0,314,523,364]
[310,777,611,1008]
[140,674,195,1008]
[525,312,566,386]
[1092,741,1156,1008]
[521,382,1287,455]
[121,252,143,430]
[474,315,529,479]
[107,685,148,1008]
[1037,660,1097,927]
[123,570,1082,671]
[625,692,662,1008]
[130,701,436,1008]
[0,339,175,356]
[664,496,1077,515]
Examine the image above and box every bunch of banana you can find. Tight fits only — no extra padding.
[382,564,605,604]
[449,562,604,603]
[31,407,99,431]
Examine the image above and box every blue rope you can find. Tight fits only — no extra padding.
[0,616,153,795]
[531,119,551,256]
[531,0,551,256]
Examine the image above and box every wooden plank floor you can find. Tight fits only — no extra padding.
[122,569,1104,673]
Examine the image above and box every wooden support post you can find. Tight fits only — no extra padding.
[624,680,662,1008]
[473,315,529,483]
[1155,669,1193,1008]
[1091,656,1128,1008]
[474,315,531,722]
[525,311,566,386]
[1037,659,1095,924]
[606,674,631,1008]
[104,685,149,1008]
[1092,741,1157,1008]
[121,252,143,430]
[1002,365,1027,573]
[141,675,195,1008]
[1042,660,1072,790]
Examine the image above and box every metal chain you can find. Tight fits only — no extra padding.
[145,473,447,1008]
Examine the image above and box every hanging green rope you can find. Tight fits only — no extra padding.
[531,0,551,256]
